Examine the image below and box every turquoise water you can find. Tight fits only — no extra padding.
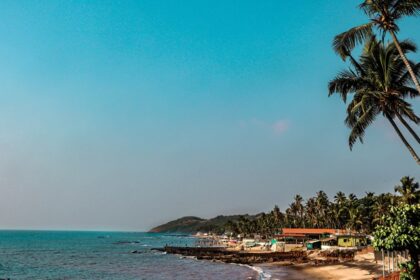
[0,231,258,279]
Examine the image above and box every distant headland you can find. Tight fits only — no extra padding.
[149,214,260,234]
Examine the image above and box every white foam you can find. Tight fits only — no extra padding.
[238,264,272,280]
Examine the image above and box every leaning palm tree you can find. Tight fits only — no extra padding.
[329,37,420,164]
[333,0,420,94]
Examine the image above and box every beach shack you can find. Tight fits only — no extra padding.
[320,237,337,250]
[306,240,321,250]
[275,228,342,244]
[337,235,367,248]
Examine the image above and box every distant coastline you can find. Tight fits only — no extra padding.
[149,214,259,234]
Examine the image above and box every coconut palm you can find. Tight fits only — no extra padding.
[287,195,305,228]
[294,195,305,227]
[373,193,396,225]
[394,176,420,204]
[329,37,420,164]
[315,191,330,227]
[333,0,420,94]
[334,191,349,228]
[360,192,376,232]
[348,193,359,206]
[334,191,347,205]
[347,206,364,231]
[305,197,318,228]
[271,205,284,230]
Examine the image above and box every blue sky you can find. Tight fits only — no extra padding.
[0,0,418,231]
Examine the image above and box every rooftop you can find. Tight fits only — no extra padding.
[281,228,340,235]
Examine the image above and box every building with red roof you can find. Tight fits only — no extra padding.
[275,228,345,243]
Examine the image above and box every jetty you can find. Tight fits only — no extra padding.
[155,246,307,264]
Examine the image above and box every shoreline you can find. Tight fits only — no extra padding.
[163,244,384,280]
[256,258,384,280]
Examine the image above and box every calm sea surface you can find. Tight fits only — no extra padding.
[0,231,260,280]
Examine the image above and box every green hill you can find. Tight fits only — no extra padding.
[149,214,259,234]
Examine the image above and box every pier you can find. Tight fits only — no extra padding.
[157,246,307,264]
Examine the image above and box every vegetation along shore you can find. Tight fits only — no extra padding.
[151,175,420,279]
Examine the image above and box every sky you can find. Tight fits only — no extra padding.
[0,0,418,231]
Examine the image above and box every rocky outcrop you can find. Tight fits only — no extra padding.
[160,246,307,264]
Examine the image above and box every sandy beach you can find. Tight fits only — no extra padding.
[259,253,384,280]
[259,262,382,280]
[293,262,382,280]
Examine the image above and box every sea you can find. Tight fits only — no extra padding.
[0,231,275,280]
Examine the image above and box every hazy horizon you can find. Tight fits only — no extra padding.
[0,0,419,232]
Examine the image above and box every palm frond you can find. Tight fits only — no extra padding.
[392,0,420,18]
[397,62,420,86]
[333,23,374,60]
[394,98,420,123]
[390,39,417,54]
[347,106,378,149]
[359,0,381,17]
[328,70,369,102]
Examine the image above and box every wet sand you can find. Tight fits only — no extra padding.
[258,259,384,280]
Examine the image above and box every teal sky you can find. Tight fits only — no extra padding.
[0,1,418,231]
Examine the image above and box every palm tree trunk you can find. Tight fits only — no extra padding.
[395,113,420,144]
[386,114,420,165]
[389,30,420,95]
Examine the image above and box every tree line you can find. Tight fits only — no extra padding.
[224,176,419,238]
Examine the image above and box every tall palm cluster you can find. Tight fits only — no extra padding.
[225,176,419,238]
[329,0,420,165]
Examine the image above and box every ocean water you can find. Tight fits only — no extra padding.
[0,231,260,280]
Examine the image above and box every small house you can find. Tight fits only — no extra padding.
[337,235,367,248]
[320,237,337,250]
[306,240,321,250]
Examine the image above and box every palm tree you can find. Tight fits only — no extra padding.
[333,0,420,94]
[334,191,348,228]
[305,197,318,228]
[372,193,396,225]
[329,37,420,164]
[394,176,420,204]
[286,195,305,228]
[315,191,330,227]
[271,205,284,232]
[294,195,305,227]
[348,193,359,205]
[360,192,376,232]
[347,206,363,232]
[334,191,347,205]
[237,216,253,237]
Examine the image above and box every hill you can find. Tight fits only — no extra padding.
[149,214,259,234]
